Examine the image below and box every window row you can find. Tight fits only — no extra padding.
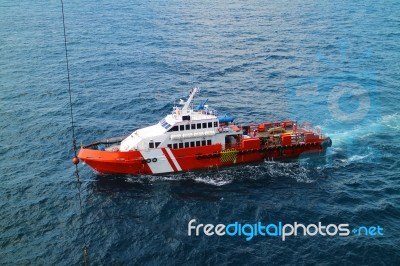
[167,139,212,149]
[168,121,218,132]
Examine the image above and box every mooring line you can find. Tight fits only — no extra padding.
[60,1,89,265]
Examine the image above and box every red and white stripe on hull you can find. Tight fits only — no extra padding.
[139,146,221,174]
[140,148,175,174]
[78,142,327,175]
[162,148,182,172]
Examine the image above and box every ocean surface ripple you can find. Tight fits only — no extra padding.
[1,0,399,264]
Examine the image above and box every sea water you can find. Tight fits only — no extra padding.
[1,0,399,264]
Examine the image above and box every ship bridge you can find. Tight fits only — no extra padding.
[120,87,220,151]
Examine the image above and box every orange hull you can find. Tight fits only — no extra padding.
[78,137,330,175]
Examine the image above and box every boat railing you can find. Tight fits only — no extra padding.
[82,135,128,150]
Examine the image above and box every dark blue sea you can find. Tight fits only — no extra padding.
[1,0,400,265]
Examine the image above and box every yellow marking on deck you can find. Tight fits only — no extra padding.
[220,148,238,163]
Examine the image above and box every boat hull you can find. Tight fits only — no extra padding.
[78,138,330,175]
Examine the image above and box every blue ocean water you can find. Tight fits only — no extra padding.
[1,0,400,264]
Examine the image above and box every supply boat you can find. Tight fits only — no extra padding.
[78,88,332,175]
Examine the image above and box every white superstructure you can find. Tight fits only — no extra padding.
[119,88,238,152]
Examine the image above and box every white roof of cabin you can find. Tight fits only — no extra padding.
[166,112,216,123]
[136,123,166,138]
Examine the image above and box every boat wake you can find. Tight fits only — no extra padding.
[381,112,400,130]
[125,171,235,186]
[120,161,320,186]
[315,113,400,168]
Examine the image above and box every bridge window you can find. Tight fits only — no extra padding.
[207,140,211,145]
[180,125,184,131]
[149,142,154,148]
[190,141,195,147]
[191,124,196,130]
[197,123,201,129]
[173,143,178,149]
[185,142,189,148]
[202,140,206,146]
[202,122,207,128]
[169,126,178,132]
[160,118,172,130]
[196,141,201,146]
[155,142,161,148]
[179,143,183,149]
[185,125,190,130]
[167,144,172,148]
[208,122,212,128]
[214,121,218,127]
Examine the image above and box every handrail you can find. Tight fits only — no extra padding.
[82,135,128,149]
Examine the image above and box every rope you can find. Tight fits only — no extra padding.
[75,170,89,266]
[61,0,77,157]
[60,1,89,265]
